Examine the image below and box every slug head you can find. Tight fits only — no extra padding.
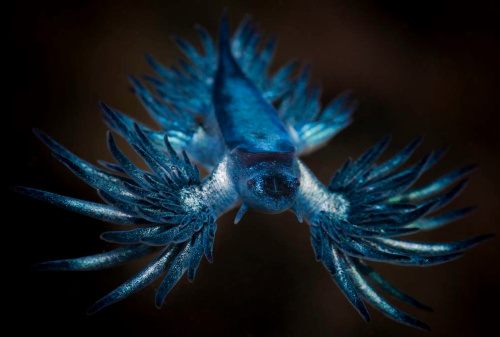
[239,166,300,214]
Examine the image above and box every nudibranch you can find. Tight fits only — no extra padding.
[14,14,492,330]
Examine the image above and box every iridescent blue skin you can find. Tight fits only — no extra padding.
[214,18,300,215]
[14,14,492,330]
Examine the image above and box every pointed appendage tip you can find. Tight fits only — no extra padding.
[234,204,248,224]
[292,203,303,223]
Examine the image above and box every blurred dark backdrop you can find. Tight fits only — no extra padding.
[9,0,499,336]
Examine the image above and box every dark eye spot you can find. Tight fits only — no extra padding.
[252,132,266,140]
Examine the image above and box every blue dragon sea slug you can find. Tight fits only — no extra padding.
[14,14,492,330]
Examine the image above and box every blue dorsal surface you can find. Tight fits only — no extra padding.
[213,16,296,157]
[212,16,300,215]
[14,13,491,330]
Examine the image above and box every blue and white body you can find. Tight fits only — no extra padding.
[14,15,492,330]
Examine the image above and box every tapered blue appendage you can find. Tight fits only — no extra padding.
[87,245,182,314]
[155,239,194,308]
[12,186,145,225]
[127,15,297,170]
[298,136,493,329]
[16,106,228,313]
[353,259,433,311]
[343,256,431,331]
[320,236,371,322]
[32,244,155,271]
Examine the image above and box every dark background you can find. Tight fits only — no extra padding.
[9,0,499,336]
